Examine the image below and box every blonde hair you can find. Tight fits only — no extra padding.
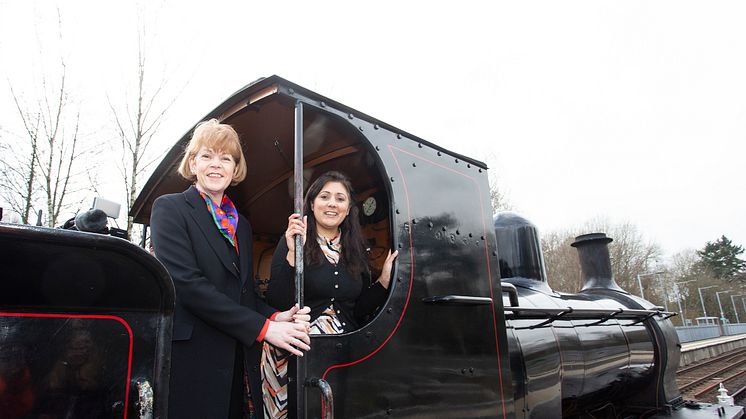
[177,119,247,185]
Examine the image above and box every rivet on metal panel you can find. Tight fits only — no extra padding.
[359,126,364,131]
[412,162,416,167]
[387,307,392,313]
[461,368,467,374]
[397,276,401,282]
[320,101,326,108]
[412,218,417,224]
[390,177,395,182]
[348,113,354,119]
[417,143,423,148]
[455,158,459,163]
[441,226,446,232]
[492,251,498,256]
[437,151,442,156]
[397,134,402,139]
[479,168,482,173]
[456,229,460,235]
[288,88,295,95]
[398,243,403,249]
[468,233,473,238]
[395,209,400,214]
[428,222,433,228]
[467,164,471,168]
[374,124,379,130]
[375,145,380,151]
[481,236,485,240]
[435,232,442,239]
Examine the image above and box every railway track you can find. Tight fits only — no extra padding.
[677,347,746,403]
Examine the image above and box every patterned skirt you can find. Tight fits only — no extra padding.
[261,306,343,419]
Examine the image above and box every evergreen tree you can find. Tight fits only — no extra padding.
[696,235,746,280]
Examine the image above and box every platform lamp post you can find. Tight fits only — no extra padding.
[697,285,718,319]
[674,280,696,326]
[715,290,732,323]
[637,271,665,300]
[730,294,744,324]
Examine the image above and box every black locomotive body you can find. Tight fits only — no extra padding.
[1,76,743,418]
[0,223,174,418]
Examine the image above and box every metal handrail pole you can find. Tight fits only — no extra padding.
[294,100,306,419]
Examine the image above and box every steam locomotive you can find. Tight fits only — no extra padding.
[1,76,743,418]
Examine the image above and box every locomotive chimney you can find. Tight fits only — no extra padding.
[571,233,625,292]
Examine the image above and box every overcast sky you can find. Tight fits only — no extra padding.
[1,0,745,259]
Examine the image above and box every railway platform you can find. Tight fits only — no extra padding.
[680,334,746,367]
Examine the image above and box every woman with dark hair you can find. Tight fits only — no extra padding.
[261,170,397,418]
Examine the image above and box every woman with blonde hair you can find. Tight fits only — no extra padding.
[150,119,311,419]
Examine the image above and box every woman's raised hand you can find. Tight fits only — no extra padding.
[377,249,399,289]
[285,213,307,267]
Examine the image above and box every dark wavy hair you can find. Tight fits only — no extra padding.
[303,171,368,278]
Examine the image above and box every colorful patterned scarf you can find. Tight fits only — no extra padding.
[199,191,239,253]
[317,233,341,265]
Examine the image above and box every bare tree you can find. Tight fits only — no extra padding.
[108,14,179,238]
[1,12,92,227]
[668,249,708,323]
[489,171,512,214]
[0,93,41,224]
[541,219,662,296]
[36,61,86,227]
[541,230,581,292]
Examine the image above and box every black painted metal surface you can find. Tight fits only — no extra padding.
[495,214,686,418]
[293,89,512,417]
[0,223,174,418]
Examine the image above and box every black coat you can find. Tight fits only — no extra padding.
[266,237,387,330]
[151,186,277,418]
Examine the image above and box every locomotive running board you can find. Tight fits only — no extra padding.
[503,306,677,329]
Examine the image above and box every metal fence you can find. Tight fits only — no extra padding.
[676,323,746,343]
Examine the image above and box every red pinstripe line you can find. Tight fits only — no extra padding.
[0,311,134,418]
[471,173,508,419]
[390,145,506,417]
[321,145,507,418]
[321,146,416,379]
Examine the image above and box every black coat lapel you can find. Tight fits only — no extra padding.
[237,218,252,287]
[184,186,240,279]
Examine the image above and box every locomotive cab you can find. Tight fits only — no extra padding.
[131,76,513,418]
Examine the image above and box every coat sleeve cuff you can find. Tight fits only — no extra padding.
[256,319,271,342]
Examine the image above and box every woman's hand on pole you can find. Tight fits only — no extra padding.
[285,213,307,267]
[274,304,311,331]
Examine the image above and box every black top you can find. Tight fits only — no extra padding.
[266,237,387,330]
